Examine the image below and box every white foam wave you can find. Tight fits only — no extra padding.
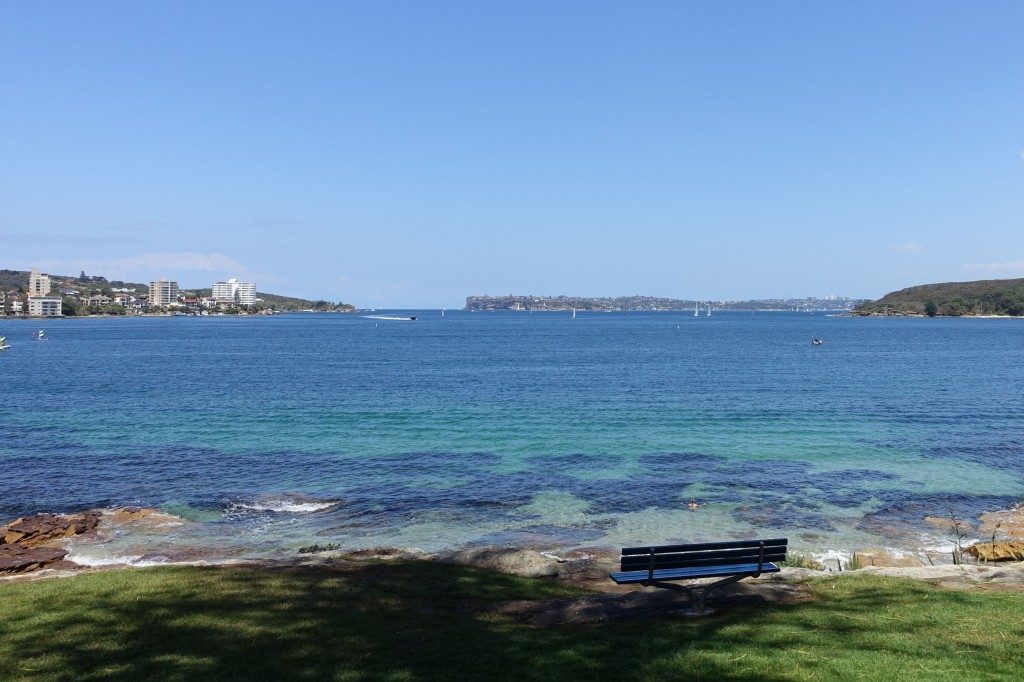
[361,315,415,321]
[230,499,338,514]
[65,552,152,567]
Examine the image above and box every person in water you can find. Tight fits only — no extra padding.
[688,498,700,511]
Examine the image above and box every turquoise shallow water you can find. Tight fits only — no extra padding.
[1,311,1022,561]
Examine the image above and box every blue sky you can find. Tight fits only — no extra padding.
[2,2,1023,307]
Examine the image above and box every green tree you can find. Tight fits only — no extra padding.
[943,300,966,317]
[924,300,938,317]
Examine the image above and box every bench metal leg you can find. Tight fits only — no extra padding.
[652,574,748,615]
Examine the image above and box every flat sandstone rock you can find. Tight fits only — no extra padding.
[1,512,101,547]
[0,544,68,574]
[978,508,1024,539]
[964,541,1024,562]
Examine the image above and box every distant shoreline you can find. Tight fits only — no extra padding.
[852,313,1024,319]
[1,310,359,321]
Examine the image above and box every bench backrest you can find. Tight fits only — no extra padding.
[620,538,788,576]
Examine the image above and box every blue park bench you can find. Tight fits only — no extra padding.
[610,538,788,613]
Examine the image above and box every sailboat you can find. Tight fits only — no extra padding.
[441,308,445,317]
[0,336,9,350]
[693,303,698,317]
[572,308,576,319]
[706,304,711,317]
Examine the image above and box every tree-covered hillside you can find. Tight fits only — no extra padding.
[854,278,1024,316]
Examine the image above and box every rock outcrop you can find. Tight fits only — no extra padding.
[978,508,1024,540]
[851,548,924,569]
[964,541,1024,562]
[339,547,431,561]
[445,547,561,578]
[1,512,100,548]
[0,544,71,574]
[0,511,102,575]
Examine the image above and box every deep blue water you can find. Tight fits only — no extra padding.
[2,311,1022,559]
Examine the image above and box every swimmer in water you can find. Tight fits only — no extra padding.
[688,498,699,511]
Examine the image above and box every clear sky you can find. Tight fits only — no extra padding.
[2,2,1023,307]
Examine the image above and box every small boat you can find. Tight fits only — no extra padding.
[409,316,418,321]
[811,338,823,346]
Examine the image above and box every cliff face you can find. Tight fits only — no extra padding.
[855,278,1024,316]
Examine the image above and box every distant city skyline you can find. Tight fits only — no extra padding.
[2,3,1023,308]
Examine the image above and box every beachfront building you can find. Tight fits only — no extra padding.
[27,296,63,317]
[212,278,256,306]
[27,268,52,296]
[83,294,112,308]
[149,277,179,308]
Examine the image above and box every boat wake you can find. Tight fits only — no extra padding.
[362,315,417,321]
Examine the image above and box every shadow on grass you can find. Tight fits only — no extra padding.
[1,562,1024,681]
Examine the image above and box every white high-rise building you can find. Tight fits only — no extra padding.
[211,278,256,306]
[28,297,63,317]
[149,277,180,308]
[27,268,51,296]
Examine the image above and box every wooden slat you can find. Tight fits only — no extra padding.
[621,538,787,555]
[621,552,786,571]
[610,562,782,585]
[620,545,786,566]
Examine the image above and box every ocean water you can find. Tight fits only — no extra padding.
[1,311,1022,563]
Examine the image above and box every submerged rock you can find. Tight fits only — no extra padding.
[110,507,161,524]
[445,547,561,578]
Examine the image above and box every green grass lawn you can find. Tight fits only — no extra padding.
[1,562,1023,681]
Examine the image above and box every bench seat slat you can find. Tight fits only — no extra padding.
[621,552,786,571]
[610,562,781,585]
[621,539,787,555]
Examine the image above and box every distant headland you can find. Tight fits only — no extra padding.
[854,278,1024,317]
[465,294,863,313]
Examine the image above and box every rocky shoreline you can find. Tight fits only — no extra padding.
[5,506,1024,593]
[0,507,185,577]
